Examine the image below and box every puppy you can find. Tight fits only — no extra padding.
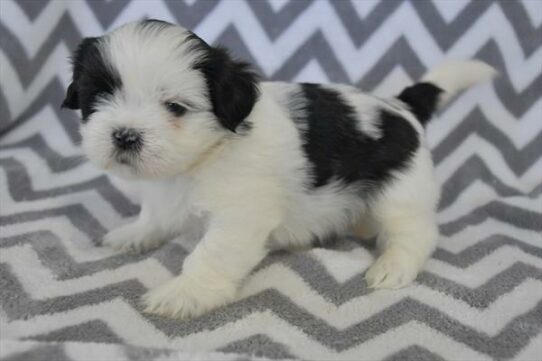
[62,20,495,318]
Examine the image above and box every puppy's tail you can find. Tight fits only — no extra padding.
[397,60,497,126]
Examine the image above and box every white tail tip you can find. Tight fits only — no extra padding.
[421,60,498,107]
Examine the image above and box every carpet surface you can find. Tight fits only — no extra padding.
[1,1,541,360]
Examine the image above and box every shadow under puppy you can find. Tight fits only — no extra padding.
[62,20,495,319]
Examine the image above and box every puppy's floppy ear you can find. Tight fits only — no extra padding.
[195,47,259,132]
[62,82,80,109]
[61,37,99,110]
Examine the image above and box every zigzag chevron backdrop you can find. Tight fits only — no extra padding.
[0,0,541,360]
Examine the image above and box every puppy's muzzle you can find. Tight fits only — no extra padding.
[112,127,142,152]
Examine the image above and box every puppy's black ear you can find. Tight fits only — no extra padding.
[61,82,79,109]
[61,37,99,110]
[196,47,259,132]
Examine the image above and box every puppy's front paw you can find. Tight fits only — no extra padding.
[102,224,161,254]
[142,277,237,319]
[365,246,421,289]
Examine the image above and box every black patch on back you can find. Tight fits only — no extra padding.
[293,84,420,189]
[188,34,260,132]
[62,37,122,122]
[397,82,443,126]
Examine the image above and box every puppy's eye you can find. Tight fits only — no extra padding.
[165,101,187,116]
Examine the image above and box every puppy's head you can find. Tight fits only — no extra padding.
[63,20,259,179]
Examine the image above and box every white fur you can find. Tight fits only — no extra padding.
[365,146,439,288]
[77,22,494,318]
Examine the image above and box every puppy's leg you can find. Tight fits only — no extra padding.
[142,211,279,318]
[365,150,439,289]
[102,205,171,253]
[103,180,192,254]
[103,197,192,254]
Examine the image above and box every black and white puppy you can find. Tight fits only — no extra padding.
[62,20,495,318]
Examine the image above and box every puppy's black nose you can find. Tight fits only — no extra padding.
[112,128,142,151]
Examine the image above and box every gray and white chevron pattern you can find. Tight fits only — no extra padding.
[1,1,541,360]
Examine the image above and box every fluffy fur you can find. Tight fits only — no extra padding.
[63,20,496,318]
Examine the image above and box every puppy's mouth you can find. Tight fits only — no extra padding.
[116,155,131,165]
[112,151,137,167]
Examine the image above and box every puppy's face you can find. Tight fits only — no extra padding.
[63,21,258,179]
